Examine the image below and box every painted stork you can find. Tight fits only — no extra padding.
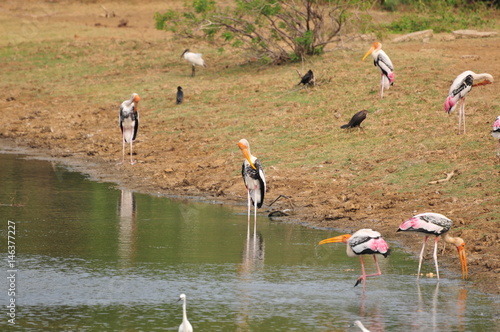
[318,229,391,287]
[119,93,140,165]
[238,139,266,235]
[181,49,207,77]
[444,71,493,135]
[341,110,368,129]
[397,212,468,280]
[492,116,500,156]
[298,69,315,86]
[176,86,184,105]
[362,42,394,99]
[177,294,193,332]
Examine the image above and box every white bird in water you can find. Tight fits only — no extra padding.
[492,115,500,157]
[178,293,193,332]
[444,70,493,135]
[119,93,140,165]
[397,212,468,280]
[319,228,391,287]
[362,42,394,99]
[238,139,266,236]
[181,49,207,77]
[354,320,371,332]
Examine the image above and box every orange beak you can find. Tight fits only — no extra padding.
[133,94,141,103]
[457,243,468,280]
[318,234,351,245]
[237,142,256,170]
[362,46,375,61]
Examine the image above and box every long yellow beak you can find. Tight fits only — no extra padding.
[318,234,351,245]
[362,46,374,61]
[457,244,468,280]
[238,142,256,170]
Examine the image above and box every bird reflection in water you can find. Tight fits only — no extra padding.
[118,189,137,263]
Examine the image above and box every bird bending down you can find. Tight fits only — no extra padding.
[444,71,493,135]
[319,229,390,287]
[238,139,266,236]
[492,116,500,157]
[341,110,368,129]
[181,49,207,77]
[176,86,184,104]
[178,294,193,332]
[362,42,394,99]
[119,93,140,165]
[397,212,468,280]
[297,69,315,86]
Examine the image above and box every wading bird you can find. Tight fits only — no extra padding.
[181,49,207,77]
[397,212,468,280]
[341,110,368,129]
[176,86,184,105]
[238,139,266,235]
[119,93,140,165]
[362,42,394,99]
[492,116,500,156]
[319,229,390,287]
[297,69,315,86]
[178,294,193,332]
[444,71,493,135]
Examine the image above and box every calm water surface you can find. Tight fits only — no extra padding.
[0,153,498,331]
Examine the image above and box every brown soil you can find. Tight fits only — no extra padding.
[1,1,499,295]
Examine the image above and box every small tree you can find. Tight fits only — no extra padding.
[155,0,371,64]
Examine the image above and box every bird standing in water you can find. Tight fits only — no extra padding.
[319,229,390,287]
[397,212,468,280]
[238,139,266,236]
[341,110,368,129]
[362,42,394,99]
[176,86,184,104]
[181,49,207,77]
[119,93,140,165]
[177,294,193,332]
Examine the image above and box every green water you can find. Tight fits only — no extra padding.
[0,153,498,331]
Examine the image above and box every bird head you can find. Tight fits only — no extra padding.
[180,49,189,59]
[318,234,352,245]
[178,86,182,91]
[178,293,186,302]
[132,93,140,104]
[362,42,381,61]
[238,139,257,170]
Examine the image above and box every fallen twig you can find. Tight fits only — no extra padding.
[428,169,459,184]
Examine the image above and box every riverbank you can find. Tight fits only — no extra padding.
[1,0,498,295]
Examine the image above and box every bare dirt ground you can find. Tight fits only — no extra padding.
[1,1,499,295]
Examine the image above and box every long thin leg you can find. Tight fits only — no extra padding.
[461,100,466,134]
[247,189,251,235]
[191,65,195,77]
[130,141,135,165]
[355,256,367,287]
[380,75,384,99]
[122,136,126,164]
[253,189,258,240]
[457,103,462,135]
[417,236,429,280]
[433,236,440,280]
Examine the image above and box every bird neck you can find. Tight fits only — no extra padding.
[442,233,463,247]
[183,301,188,321]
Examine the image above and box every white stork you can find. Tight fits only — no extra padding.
[177,294,193,332]
[181,49,207,77]
[319,229,391,287]
[397,212,468,280]
[444,71,493,135]
[119,93,140,165]
[492,116,500,156]
[238,139,266,236]
[362,42,394,99]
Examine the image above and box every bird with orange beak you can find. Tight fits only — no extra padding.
[319,228,390,287]
[119,93,140,165]
[397,212,468,280]
[362,42,394,99]
[238,139,266,234]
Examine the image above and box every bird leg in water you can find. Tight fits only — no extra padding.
[355,255,383,287]
[433,236,440,280]
[417,236,429,280]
